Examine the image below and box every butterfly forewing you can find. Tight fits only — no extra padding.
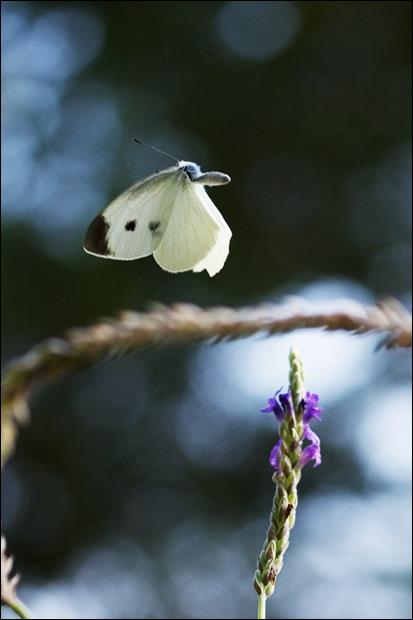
[84,168,179,260]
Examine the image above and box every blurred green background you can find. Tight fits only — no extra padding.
[2,1,412,618]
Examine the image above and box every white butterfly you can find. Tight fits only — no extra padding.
[84,154,232,277]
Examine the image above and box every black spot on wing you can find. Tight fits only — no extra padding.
[84,214,110,255]
[149,221,160,233]
[125,220,136,231]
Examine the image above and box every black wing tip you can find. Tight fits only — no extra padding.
[84,214,111,256]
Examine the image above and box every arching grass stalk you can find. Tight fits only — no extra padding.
[254,349,324,619]
[2,298,410,467]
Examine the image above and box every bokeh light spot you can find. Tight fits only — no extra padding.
[217,1,301,61]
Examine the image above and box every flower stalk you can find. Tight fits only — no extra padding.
[1,536,31,619]
[257,591,266,619]
[5,597,32,619]
[254,348,324,618]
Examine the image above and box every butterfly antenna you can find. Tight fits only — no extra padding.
[134,138,179,163]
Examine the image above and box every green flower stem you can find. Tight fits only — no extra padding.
[257,592,266,619]
[254,349,306,618]
[5,598,32,619]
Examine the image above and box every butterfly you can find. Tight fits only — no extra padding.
[84,141,232,277]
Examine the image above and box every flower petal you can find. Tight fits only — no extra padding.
[260,395,284,421]
[260,405,275,413]
[269,439,283,471]
[300,443,321,468]
[300,423,321,468]
[303,423,320,445]
[279,392,293,415]
[302,391,323,423]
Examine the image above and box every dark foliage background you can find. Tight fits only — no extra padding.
[2,2,412,618]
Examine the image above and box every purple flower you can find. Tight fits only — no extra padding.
[300,443,321,468]
[302,391,323,423]
[262,388,323,473]
[260,389,292,422]
[299,424,321,468]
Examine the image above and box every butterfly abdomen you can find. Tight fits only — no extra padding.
[191,172,231,186]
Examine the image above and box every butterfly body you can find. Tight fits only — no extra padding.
[84,160,231,276]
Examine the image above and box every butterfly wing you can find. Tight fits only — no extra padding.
[84,167,180,260]
[191,184,232,277]
[153,178,221,273]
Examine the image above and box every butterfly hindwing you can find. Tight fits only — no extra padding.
[153,178,221,273]
[191,184,232,276]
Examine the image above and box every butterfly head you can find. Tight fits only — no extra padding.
[178,161,231,186]
[178,161,202,180]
